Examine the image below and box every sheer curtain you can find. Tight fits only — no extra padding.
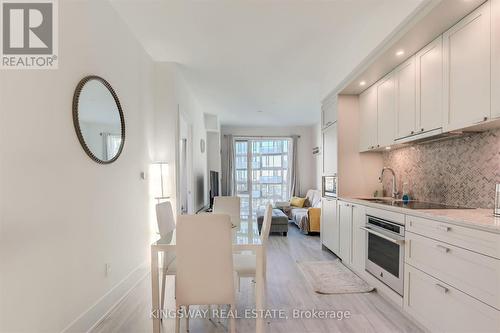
[222,134,236,196]
[289,135,300,198]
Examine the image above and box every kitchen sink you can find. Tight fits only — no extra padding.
[356,198,473,210]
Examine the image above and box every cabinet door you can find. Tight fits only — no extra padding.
[404,265,500,333]
[351,204,366,272]
[395,56,417,139]
[377,73,396,148]
[321,198,339,253]
[358,85,378,152]
[322,123,338,176]
[443,1,491,131]
[416,36,443,132]
[338,201,352,262]
[492,0,500,119]
[322,95,338,129]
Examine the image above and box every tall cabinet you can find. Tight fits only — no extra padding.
[443,1,491,131]
[492,0,500,119]
[322,123,338,176]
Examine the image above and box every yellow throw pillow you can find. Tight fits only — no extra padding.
[290,196,306,208]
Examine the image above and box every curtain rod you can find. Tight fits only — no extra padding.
[223,134,301,138]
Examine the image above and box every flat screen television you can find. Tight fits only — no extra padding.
[209,170,219,208]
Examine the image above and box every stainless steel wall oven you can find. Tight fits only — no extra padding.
[361,215,405,295]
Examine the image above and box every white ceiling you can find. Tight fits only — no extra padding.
[110,0,424,127]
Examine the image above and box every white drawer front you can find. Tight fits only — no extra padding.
[404,265,500,333]
[406,231,500,310]
[406,215,500,259]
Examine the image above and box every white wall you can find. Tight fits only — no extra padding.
[221,125,317,197]
[312,122,322,191]
[0,1,157,332]
[154,62,208,214]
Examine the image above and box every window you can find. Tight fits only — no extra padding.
[234,138,292,219]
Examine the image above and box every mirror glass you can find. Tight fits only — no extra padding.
[73,76,124,163]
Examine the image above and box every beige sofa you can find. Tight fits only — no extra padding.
[280,189,321,233]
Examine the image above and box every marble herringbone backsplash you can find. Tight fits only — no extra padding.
[382,128,500,209]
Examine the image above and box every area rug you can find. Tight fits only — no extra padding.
[296,260,374,295]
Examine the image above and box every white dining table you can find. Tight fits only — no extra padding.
[150,220,265,333]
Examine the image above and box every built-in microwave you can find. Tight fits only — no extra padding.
[322,175,337,198]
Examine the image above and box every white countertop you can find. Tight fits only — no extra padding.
[340,197,500,234]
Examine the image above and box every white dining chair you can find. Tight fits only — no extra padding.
[156,201,176,312]
[213,196,241,228]
[233,203,272,291]
[175,213,236,333]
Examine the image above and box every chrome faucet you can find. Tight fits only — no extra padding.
[379,167,399,199]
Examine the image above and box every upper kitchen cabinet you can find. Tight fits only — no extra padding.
[377,72,396,147]
[359,85,378,152]
[416,36,443,133]
[492,0,500,119]
[322,95,338,129]
[395,56,417,139]
[443,1,491,131]
[322,122,338,175]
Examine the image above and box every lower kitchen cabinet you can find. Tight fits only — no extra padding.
[321,197,339,253]
[338,201,352,262]
[404,264,500,333]
[338,201,366,270]
[406,231,500,310]
[350,204,366,272]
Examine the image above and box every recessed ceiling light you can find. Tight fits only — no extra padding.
[396,50,405,57]
[359,81,366,86]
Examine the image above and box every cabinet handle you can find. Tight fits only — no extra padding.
[435,283,449,294]
[436,244,450,253]
[436,224,450,232]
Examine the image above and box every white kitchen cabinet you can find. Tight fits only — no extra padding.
[492,0,500,119]
[338,201,352,262]
[321,95,338,129]
[351,204,366,272]
[358,85,378,152]
[321,197,339,253]
[416,36,443,133]
[377,72,396,147]
[406,231,500,310]
[395,56,416,139]
[322,122,338,176]
[337,201,366,269]
[404,264,500,333]
[406,215,500,259]
[443,1,491,131]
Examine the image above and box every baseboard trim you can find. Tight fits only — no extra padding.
[61,262,150,333]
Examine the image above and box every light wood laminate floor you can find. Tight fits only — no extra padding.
[92,223,422,333]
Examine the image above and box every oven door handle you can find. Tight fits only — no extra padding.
[360,227,405,245]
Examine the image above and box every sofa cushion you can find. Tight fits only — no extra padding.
[290,196,307,208]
